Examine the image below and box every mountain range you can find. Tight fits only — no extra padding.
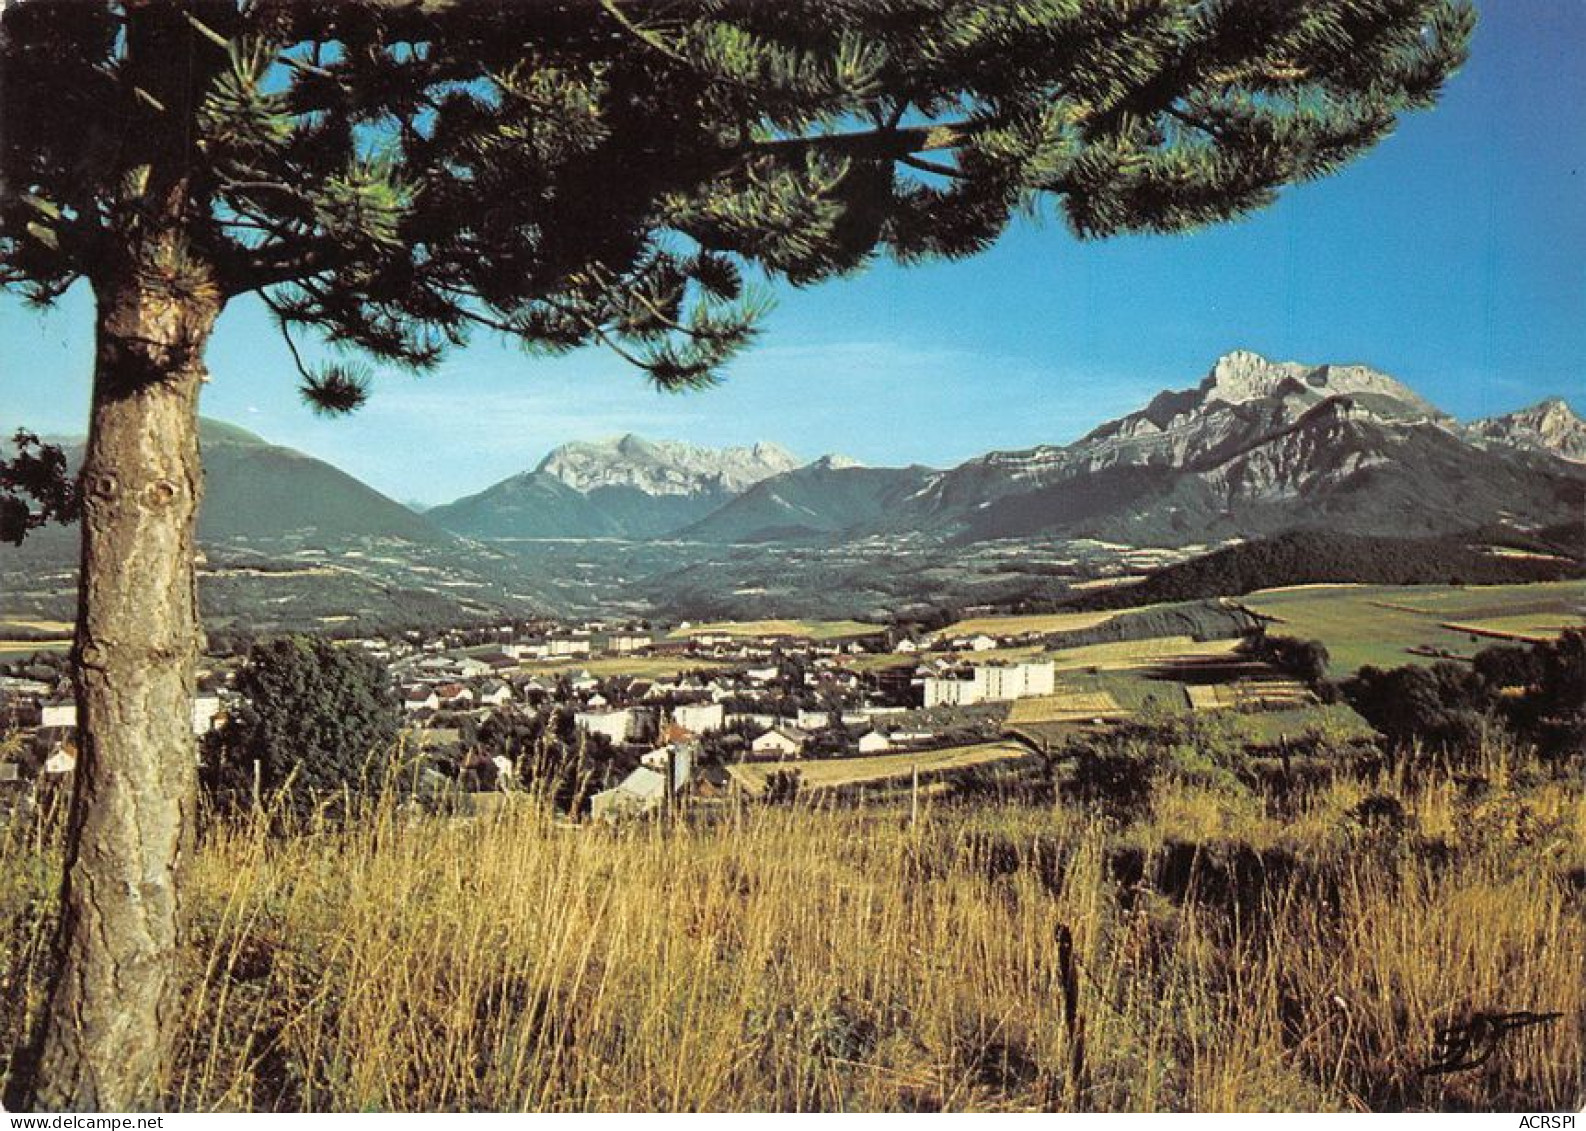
[5,350,1582,625]
[424,349,1586,546]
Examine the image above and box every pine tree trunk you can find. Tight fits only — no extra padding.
[18,250,220,1111]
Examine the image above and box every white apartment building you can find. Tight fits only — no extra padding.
[671,701,725,734]
[921,660,1056,709]
[575,707,635,744]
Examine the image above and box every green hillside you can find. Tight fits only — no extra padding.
[198,420,452,544]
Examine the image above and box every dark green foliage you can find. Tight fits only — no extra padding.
[1500,629,1586,761]
[212,635,401,799]
[1343,662,1485,753]
[1070,529,1585,610]
[1346,793,1411,836]
[1064,711,1251,820]
[1344,631,1586,764]
[1068,747,1157,821]
[1472,644,1544,691]
[1247,633,1330,684]
[0,432,77,546]
[3,0,1474,400]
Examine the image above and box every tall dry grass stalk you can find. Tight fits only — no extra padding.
[2,742,1581,1112]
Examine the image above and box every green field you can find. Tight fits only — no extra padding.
[519,655,731,679]
[1241,581,1585,674]
[1219,702,1377,745]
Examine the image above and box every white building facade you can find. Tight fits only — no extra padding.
[921,660,1056,709]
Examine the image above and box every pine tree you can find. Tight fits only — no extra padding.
[1,0,1472,1110]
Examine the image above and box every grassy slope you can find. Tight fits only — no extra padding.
[1242,581,1586,674]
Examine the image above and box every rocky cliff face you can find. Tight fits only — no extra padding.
[536,434,800,496]
[1466,398,1586,463]
[889,351,1582,544]
[907,350,1445,513]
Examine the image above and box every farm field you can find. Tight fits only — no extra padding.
[1045,635,1243,673]
[1242,581,1585,674]
[1184,677,1312,713]
[0,617,73,658]
[936,609,1120,639]
[725,740,1030,797]
[1006,689,1127,725]
[1437,614,1581,644]
[519,655,730,679]
[0,619,72,634]
[666,618,883,641]
[0,640,70,657]
[1220,702,1377,745]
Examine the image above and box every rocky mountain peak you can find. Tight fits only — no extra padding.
[536,434,801,496]
[1468,397,1586,463]
[812,453,864,471]
[1196,350,1436,416]
[1199,350,1311,405]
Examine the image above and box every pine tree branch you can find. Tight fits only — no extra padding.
[900,155,969,181]
[749,119,987,164]
[224,236,343,296]
[596,0,689,64]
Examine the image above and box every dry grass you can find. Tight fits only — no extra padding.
[1,743,1582,1113]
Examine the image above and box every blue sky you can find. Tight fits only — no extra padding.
[4,0,1581,506]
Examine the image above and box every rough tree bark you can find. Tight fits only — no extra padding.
[3,2,232,1109]
[15,242,220,1111]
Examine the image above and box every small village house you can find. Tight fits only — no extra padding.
[751,725,809,760]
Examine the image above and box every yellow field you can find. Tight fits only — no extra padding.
[1006,689,1125,724]
[1185,684,1236,711]
[0,639,70,656]
[1066,575,1148,592]
[725,740,1030,796]
[0,618,72,633]
[1045,635,1243,673]
[1186,679,1313,713]
[666,619,882,641]
[936,609,1119,638]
